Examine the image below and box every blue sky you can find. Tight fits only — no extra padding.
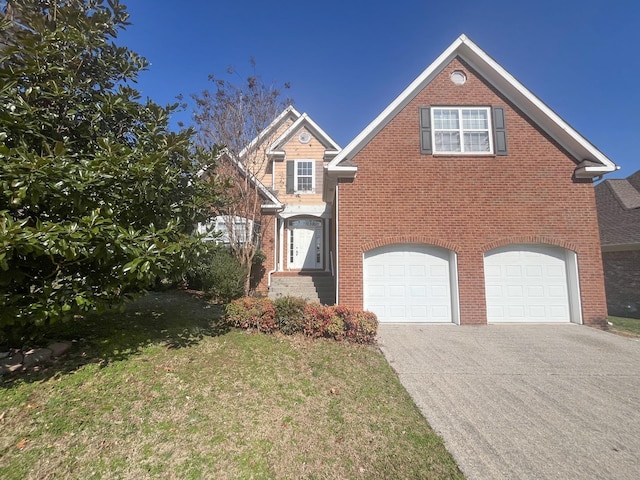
[119,0,639,179]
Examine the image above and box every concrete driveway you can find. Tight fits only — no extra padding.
[377,324,640,479]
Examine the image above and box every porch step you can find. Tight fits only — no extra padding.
[269,275,335,305]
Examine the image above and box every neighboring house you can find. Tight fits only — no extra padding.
[323,34,617,326]
[595,171,640,318]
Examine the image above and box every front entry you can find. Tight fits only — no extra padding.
[288,219,322,270]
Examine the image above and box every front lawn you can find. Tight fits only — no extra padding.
[608,316,640,337]
[0,291,463,479]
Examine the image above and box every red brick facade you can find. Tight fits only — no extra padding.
[336,58,608,327]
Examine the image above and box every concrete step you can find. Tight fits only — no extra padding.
[268,275,335,305]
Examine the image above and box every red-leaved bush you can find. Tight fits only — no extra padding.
[303,303,335,338]
[225,297,277,333]
[225,297,378,344]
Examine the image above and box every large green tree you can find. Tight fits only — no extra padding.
[0,0,219,342]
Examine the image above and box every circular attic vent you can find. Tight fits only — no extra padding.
[450,70,467,85]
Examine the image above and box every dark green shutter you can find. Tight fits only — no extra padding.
[420,107,432,154]
[492,106,507,155]
[286,160,294,193]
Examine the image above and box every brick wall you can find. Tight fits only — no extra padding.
[602,250,640,318]
[337,57,608,327]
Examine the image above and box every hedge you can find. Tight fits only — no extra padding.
[225,296,378,344]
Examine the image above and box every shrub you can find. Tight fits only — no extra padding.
[325,315,345,341]
[225,297,277,333]
[226,296,378,344]
[303,303,336,338]
[274,296,307,335]
[186,244,246,303]
[344,310,378,344]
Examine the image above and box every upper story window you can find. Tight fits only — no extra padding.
[432,107,493,154]
[295,160,315,193]
[420,106,507,156]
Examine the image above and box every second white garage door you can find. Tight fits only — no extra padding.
[484,244,573,323]
[363,244,455,323]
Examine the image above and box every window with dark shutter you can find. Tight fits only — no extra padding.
[420,107,432,154]
[286,160,294,194]
[492,106,508,156]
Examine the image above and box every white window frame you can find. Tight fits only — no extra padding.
[431,107,494,154]
[294,159,315,194]
[196,216,255,245]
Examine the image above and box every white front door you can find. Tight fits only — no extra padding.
[289,220,322,270]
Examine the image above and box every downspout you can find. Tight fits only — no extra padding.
[267,216,279,288]
[334,184,339,305]
[272,156,276,190]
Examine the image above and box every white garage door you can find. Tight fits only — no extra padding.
[484,245,571,323]
[363,244,453,323]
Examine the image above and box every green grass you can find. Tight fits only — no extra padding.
[0,291,463,479]
[608,316,640,337]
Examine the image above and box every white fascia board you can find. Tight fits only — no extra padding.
[330,33,617,174]
[228,150,282,207]
[574,164,616,179]
[457,37,617,172]
[261,203,283,210]
[302,115,342,151]
[326,165,357,174]
[268,113,342,155]
[328,36,465,168]
[238,105,301,159]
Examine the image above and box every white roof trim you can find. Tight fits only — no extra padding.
[279,203,332,219]
[268,113,341,155]
[238,105,301,159]
[329,34,617,174]
[220,148,283,209]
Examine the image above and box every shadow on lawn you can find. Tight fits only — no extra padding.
[1,290,228,386]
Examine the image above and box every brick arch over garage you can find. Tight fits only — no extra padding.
[361,236,461,254]
[481,236,578,254]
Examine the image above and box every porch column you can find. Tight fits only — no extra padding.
[324,217,330,272]
[278,218,284,271]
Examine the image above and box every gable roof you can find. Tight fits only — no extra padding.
[227,148,283,210]
[238,105,301,159]
[328,34,618,178]
[267,113,341,161]
[596,172,640,249]
[201,106,302,211]
[607,179,640,210]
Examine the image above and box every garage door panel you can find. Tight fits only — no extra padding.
[432,305,450,320]
[526,265,542,276]
[364,244,453,323]
[409,265,427,276]
[410,285,426,297]
[410,305,428,317]
[484,245,571,323]
[507,285,523,297]
[367,265,385,278]
[431,285,448,297]
[389,265,405,276]
[528,285,544,297]
[506,265,522,277]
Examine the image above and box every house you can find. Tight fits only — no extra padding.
[595,171,640,318]
[322,34,617,326]
[227,34,616,326]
